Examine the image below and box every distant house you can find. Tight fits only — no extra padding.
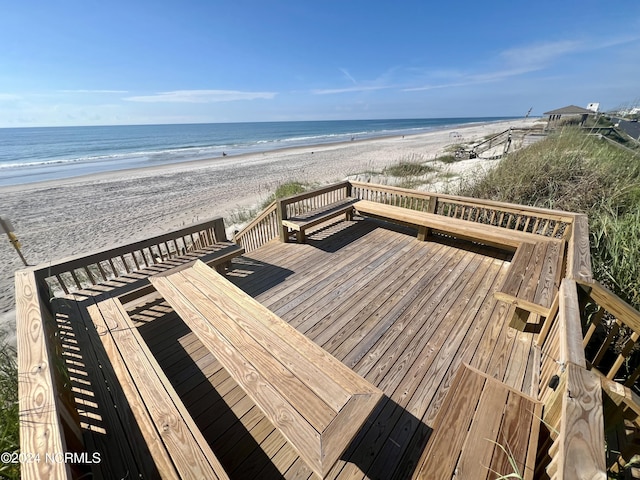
[587,102,600,113]
[543,105,595,127]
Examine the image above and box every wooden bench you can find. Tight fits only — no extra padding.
[150,260,383,478]
[413,364,542,480]
[87,297,229,479]
[493,240,564,330]
[281,197,357,243]
[353,199,563,250]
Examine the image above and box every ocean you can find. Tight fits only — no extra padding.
[0,118,514,187]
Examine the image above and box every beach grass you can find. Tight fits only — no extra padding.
[260,181,309,209]
[383,154,437,177]
[458,128,640,310]
[0,330,19,480]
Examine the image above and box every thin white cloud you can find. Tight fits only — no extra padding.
[405,39,583,92]
[340,68,357,85]
[0,93,21,101]
[124,89,277,103]
[59,89,129,94]
[312,85,391,95]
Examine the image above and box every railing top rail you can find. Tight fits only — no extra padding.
[559,278,587,368]
[350,181,576,220]
[27,216,226,280]
[472,129,510,150]
[279,181,351,206]
[233,201,277,241]
[349,181,432,200]
[579,279,640,333]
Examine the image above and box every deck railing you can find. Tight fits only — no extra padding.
[38,217,227,297]
[579,280,640,389]
[350,181,574,239]
[350,182,432,211]
[536,278,607,478]
[233,201,278,253]
[233,181,578,253]
[278,181,352,219]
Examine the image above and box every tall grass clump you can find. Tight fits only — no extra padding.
[459,128,640,309]
[383,154,437,178]
[0,332,19,480]
[260,181,309,208]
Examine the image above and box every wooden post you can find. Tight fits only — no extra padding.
[276,200,289,243]
[418,195,439,240]
[1,216,28,266]
[211,217,228,243]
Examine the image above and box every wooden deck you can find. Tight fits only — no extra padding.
[116,217,540,479]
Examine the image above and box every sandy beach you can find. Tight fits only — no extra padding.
[0,118,538,345]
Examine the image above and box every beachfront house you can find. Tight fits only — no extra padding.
[543,104,596,128]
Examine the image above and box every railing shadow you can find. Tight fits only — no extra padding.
[51,297,162,479]
[338,395,433,479]
[225,257,295,298]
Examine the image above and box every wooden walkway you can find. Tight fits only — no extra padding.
[118,217,539,479]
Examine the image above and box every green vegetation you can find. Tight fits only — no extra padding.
[261,181,309,208]
[383,155,437,178]
[458,128,640,310]
[0,332,19,480]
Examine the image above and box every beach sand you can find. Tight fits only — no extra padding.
[0,118,539,346]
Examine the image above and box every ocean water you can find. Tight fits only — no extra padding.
[0,118,513,187]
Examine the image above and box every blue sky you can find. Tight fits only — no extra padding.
[1,1,639,127]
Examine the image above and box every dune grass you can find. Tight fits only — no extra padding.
[0,332,19,480]
[383,161,437,177]
[458,128,640,309]
[261,181,309,208]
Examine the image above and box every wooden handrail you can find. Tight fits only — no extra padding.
[233,201,279,252]
[30,217,228,297]
[559,279,587,368]
[579,280,640,386]
[233,201,276,243]
[278,181,351,206]
[15,270,74,479]
[31,217,227,280]
[566,214,593,282]
[349,181,432,201]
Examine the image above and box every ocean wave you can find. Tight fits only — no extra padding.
[0,144,231,170]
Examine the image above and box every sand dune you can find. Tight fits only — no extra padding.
[0,118,539,345]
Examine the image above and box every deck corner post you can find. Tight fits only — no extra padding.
[276,199,288,243]
[346,181,353,198]
[212,217,228,242]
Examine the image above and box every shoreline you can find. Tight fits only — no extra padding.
[0,117,540,346]
[0,118,519,193]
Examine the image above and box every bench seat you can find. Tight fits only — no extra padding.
[413,364,542,480]
[150,260,383,478]
[281,197,357,243]
[353,199,563,250]
[88,297,229,479]
[494,240,564,329]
